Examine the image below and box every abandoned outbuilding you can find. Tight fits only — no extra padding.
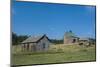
[21,34,51,51]
[64,31,79,44]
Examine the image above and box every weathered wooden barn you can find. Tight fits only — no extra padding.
[21,35,51,52]
[64,31,79,44]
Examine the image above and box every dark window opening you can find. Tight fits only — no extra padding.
[73,39,76,43]
[27,43,29,50]
[43,43,45,49]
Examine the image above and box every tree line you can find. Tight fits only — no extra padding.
[12,32,29,45]
[50,39,63,44]
[12,32,63,45]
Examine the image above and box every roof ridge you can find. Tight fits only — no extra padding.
[21,34,46,43]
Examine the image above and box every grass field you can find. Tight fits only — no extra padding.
[12,44,96,66]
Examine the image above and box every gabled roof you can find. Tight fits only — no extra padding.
[64,31,77,38]
[21,34,50,44]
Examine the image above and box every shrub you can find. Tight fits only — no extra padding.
[79,43,84,46]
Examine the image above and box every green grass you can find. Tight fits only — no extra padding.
[12,44,96,65]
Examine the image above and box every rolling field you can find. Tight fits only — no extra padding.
[12,44,96,66]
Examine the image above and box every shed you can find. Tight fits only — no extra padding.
[64,31,79,44]
[21,34,51,51]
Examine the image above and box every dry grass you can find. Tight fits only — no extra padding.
[12,44,96,65]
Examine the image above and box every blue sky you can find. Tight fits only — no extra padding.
[12,1,96,39]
